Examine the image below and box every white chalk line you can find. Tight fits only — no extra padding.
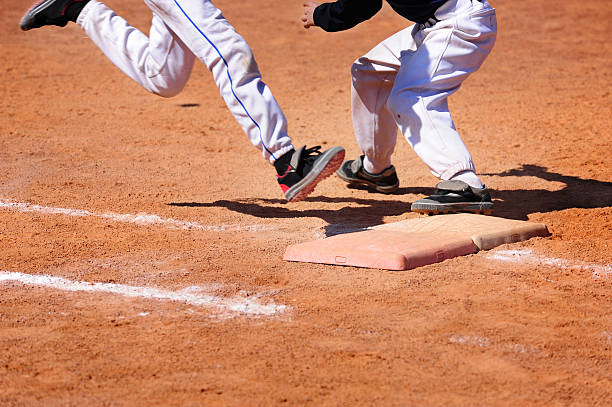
[0,199,271,232]
[0,271,289,318]
[449,335,546,356]
[487,249,612,279]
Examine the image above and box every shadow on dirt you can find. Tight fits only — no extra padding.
[169,165,612,224]
[169,187,430,229]
[483,164,612,220]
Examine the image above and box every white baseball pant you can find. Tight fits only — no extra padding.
[351,0,497,186]
[77,0,294,163]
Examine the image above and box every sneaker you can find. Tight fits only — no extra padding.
[411,180,493,215]
[20,0,88,31]
[336,155,399,193]
[277,145,345,202]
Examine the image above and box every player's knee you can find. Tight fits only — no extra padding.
[385,91,402,115]
[145,64,191,98]
[153,87,181,98]
[150,78,187,98]
[386,89,418,119]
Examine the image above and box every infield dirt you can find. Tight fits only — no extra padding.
[1,0,611,406]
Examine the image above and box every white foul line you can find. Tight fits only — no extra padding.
[0,199,270,232]
[487,249,612,279]
[449,334,546,356]
[0,271,289,318]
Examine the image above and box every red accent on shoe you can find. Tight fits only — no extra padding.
[279,184,290,193]
[62,0,84,16]
[275,165,294,179]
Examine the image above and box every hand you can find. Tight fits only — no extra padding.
[302,2,319,29]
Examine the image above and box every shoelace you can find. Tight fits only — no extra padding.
[300,145,323,165]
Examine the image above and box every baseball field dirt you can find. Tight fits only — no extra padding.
[1,0,611,405]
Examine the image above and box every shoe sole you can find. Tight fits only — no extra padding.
[20,0,61,31]
[411,202,494,216]
[285,147,345,203]
[336,171,399,194]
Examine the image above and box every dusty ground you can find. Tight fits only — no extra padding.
[1,0,611,405]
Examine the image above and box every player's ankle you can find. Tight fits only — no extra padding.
[65,0,91,22]
[450,170,484,189]
[363,155,391,175]
[274,149,295,176]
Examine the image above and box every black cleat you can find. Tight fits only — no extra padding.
[277,145,345,202]
[20,0,89,31]
[411,180,493,215]
[336,155,399,193]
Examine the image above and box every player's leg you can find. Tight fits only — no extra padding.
[336,27,419,193]
[78,1,196,97]
[141,0,344,201]
[19,0,344,201]
[20,0,196,97]
[386,0,497,213]
[141,0,293,162]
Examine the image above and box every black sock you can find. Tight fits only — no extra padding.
[65,0,90,22]
[274,149,295,176]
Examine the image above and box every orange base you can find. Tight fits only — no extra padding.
[284,214,550,270]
